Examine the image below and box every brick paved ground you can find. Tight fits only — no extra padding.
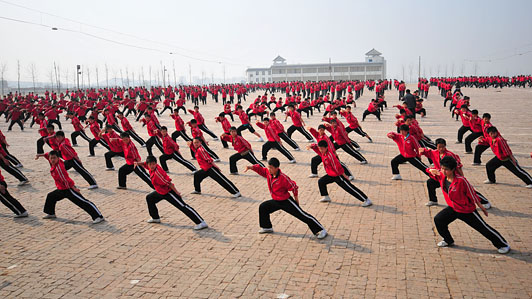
[0,85,531,298]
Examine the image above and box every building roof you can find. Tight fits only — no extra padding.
[365,48,382,56]
[273,55,286,62]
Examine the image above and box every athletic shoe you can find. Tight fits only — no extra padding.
[525,184,532,189]
[192,221,208,230]
[232,192,242,198]
[213,137,219,141]
[17,180,29,186]
[92,217,105,224]
[368,139,373,143]
[261,158,267,161]
[483,180,495,184]
[257,137,264,142]
[14,164,23,168]
[105,167,115,171]
[425,201,438,206]
[348,176,354,181]
[320,196,331,203]
[141,144,146,147]
[147,218,161,223]
[294,148,301,151]
[482,202,492,210]
[14,211,28,218]
[116,186,127,190]
[88,185,99,190]
[360,161,368,165]
[464,151,473,154]
[391,174,402,180]
[437,240,453,247]
[455,141,462,144]
[72,144,78,147]
[316,229,328,239]
[43,214,57,219]
[289,160,296,164]
[190,190,201,194]
[471,162,481,166]
[213,159,221,162]
[307,140,315,143]
[87,154,95,157]
[258,227,273,234]
[362,198,372,207]
[230,172,239,175]
[308,174,318,178]
[497,246,511,254]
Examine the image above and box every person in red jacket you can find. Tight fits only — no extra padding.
[429,156,510,254]
[269,112,300,150]
[188,138,241,197]
[187,119,220,161]
[54,131,98,189]
[188,106,218,140]
[362,99,381,121]
[0,129,22,168]
[285,105,314,142]
[309,140,372,206]
[0,169,28,218]
[340,106,372,142]
[134,155,207,229]
[234,105,263,141]
[455,104,472,144]
[144,113,165,157]
[158,126,196,173]
[116,132,154,190]
[86,116,111,156]
[472,113,493,165]
[116,111,145,147]
[221,127,264,174]
[307,125,354,180]
[421,138,491,208]
[215,113,232,149]
[169,109,191,143]
[463,110,483,154]
[99,126,125,171]
[65,112,91,146]
[484,127,532,188]
[244,157,327,239]
[36,151,104,224]
[256,118,296,163]
[388,125,428,180]
[7,105,24,131]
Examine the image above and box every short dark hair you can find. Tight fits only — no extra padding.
[120,132,130,138]
[55,131,65,137]
[269,112,275,117]
[482,113,491,119]
[190,119,197,124]
[399,124,410,132]
[487,126,498,134]
[229,126,237,131]
[268,157,280,168]
[49,150,61,157]
[435,138,446,146]
[160,126,168,131]
[218,112,225,117]
[263,118,269,122]
[146,155,157,163]
[318,124,326,130]
[440,156,457,171]
[460,104,468,109]
[471,109,478,115]
[317,140,328,148]
[47,124,54,129]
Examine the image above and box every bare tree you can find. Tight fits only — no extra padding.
[105,64,109,88]
[120,69,124,86]
[126,67,130,87]
[17,60,21,93]
[64,68,69,90]
[95,66,99,89]
[86,67,91,88]
[408,63,414,83]
[149,66,152,88]
[0,62,7,96]
[49,66,55,93]
[28,62,37,93]
[173,61,177,86]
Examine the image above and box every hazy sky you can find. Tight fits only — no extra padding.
[1,0,532,84]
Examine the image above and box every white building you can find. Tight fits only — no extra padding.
[246,49,386,83]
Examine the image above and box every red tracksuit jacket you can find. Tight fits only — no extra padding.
[427,171,479,213]
[251,165,298,201]
[390,133,420,158]
[310,144,344,177]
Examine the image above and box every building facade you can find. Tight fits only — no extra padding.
[246,49,386,83]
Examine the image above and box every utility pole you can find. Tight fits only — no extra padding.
[76,65,81,90]
[418,56,421,80]
[189,64,192,84]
